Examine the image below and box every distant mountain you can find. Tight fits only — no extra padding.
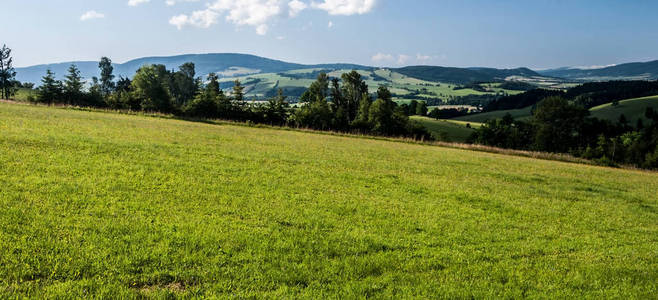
[538,60,658,80]
[394,66,542,84]
[15,53,371,84]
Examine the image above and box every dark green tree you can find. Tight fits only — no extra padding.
[341,71,368,122]
[0,44,17,99]
[416,101,428,116]
[98,57,115,97]
[532,96,589,153]
[300,72,329,103]
[63,64,84,105]
[171,62,199,107]
[232,79,245,103]
[38,70,63,104]
[131,65,173,112]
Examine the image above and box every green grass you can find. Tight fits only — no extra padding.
[410,116,479,142]
[12,88,38,102]
[1,102,657,298]
[454,106,534,123]
[590,95,658,124]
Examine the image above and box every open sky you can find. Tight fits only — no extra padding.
[3,0,658,69]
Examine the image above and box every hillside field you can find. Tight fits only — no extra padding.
[1,103,657,298]
[454,106,534,123]
[590,95,658,124]
[409,116,480,142]
[454,94,658,124]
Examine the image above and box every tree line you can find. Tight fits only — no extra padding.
[28,56,431,140]
[470,96,658,169]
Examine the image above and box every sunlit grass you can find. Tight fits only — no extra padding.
[1,102,656,298]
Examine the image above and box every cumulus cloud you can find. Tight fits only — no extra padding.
[372,53,394,63]
[128,0,150,6]
[80,10,105,21]
[313,0,376,16]
[416,54,432,62]
[397,54,410,65]
[373,53,437,66]
[169,0,376,35]
[288,0,307,17]
[166,0,201,6]
[170,9,219,29]
[171,0,282,35]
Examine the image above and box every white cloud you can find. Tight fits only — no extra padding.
[80,10,105,21]
[169,0,375,34]
[172,0,281,35]
[372,53,394,63]
[166,0,201,6]
[288,0,307,17]
[276,35,286,40]
[416,54,432,62]
[313,0,376,15]
[128,0,150,6]
[169,9,219,29]
[397,54,410,65]
[328,21,333,28]
[373,53,411,66]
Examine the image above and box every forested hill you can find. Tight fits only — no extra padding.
[14,53,371,84]
[538,60,658,80]
[394,66,542,84]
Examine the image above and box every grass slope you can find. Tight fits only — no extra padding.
[454,106,534,123]
[590,95,658,124]
[410,116,479,142]
[1,103,657,298]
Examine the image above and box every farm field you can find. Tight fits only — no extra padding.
[1,103,657,298]
[590,95,658,124]
[220,68,525,102]
[410,116,479,142]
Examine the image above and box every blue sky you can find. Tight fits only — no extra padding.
[3,0,658,69]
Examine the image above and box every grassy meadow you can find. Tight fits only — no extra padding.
[590,95,658,124]
[410,116,479,142]
[454,106,534,123]
[1,102,657,298]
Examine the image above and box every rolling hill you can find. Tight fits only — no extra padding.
[1,102,656,298]
[539,60,658,81]
[590,95,658,124]
[394,66,543,84]
[14,53,370,84]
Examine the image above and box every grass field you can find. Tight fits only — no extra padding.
[456,95,658,124]
[1,102,657,298]
[454,106,534,123]
[590,95,658,124]
[410,116,479,142]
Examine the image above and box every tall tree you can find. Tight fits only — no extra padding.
[131,65,172,112]
[301,72,329,103]
[64,64,84,105]
[416,101,428,116]
[533,96,589,153]
[98,57,115,97]
[341,71,368,122]
[206,73,221,95]
[0,44,16,99]
[38,70,63,105]
[171,62,198,107]
[232,79,245,103]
